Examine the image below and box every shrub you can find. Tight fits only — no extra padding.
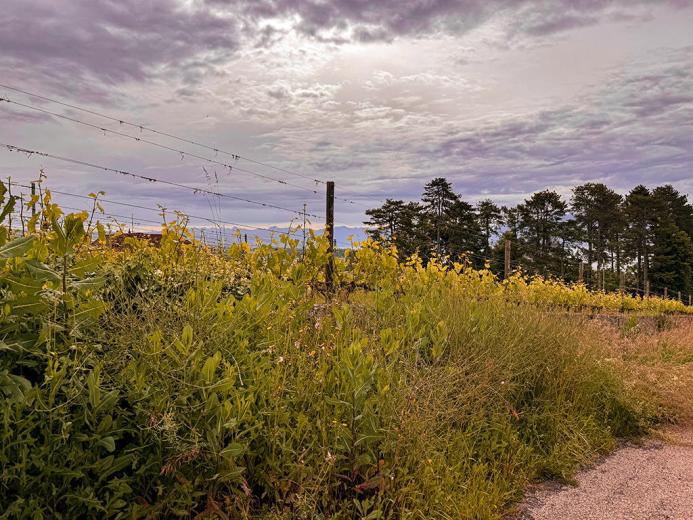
[1,187,687,519]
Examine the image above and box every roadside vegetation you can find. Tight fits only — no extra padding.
[1,184,691,519]
[366,178,693,297]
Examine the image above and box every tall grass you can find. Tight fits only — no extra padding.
[1,203,689,518]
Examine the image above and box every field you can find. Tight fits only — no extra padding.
[1,192,692,519]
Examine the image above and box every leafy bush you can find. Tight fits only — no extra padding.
[0,185,688,519]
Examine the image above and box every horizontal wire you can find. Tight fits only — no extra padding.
[7,180,297,234]
[0,95,322,197]
[3,205,687,300]
[0,85,358,205]
[7,204,298,244]
[1,143,319,218]
[0,83,324,185]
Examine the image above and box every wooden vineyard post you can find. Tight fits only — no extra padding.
[644,280,650,298]
[677,291,681,302]
[619,271,625,294]
[664,287,668,299]
[325,181,335,292]
[19,194,25,236]
[578,261,584,284]
[504,239,511,280]
[31,181,36,218]
[6,177,12,233]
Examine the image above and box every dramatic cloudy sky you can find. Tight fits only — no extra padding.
[1,0,692,238]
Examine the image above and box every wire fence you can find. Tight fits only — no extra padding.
[0,83,689,304]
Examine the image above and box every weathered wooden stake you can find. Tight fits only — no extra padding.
[578,261,584,283]
[664,287,668,299]
[504,239,511,280]
[325,181,335,291]
[6,177,12,233]
[645,280,650,298]
[619,271,625,294]
[19,194,25,236]
[31,182,36,218]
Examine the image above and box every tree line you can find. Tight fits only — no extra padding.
[364,178,693,297]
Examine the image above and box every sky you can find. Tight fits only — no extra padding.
[1,0,692,240]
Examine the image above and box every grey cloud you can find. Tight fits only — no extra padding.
[521,13,600,36]
[257,46,692,207]
[212,0,692,45]
[0,0,239,99]
[1,0,689,102]
[422,57,693,197]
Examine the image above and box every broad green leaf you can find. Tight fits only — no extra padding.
[87,369,101,409]
[3,274,44,294]
[70,276,105,292]
[96,221,106,243]
[64,212,87,243]
[26,260,61,281]
[97,436,116,453]
[72,300,107,330]
[50,215,68,255]
[69,256,101,277]
[181,324,194,349]
[9,296,49,316]
[214,466,245,483]
[0,235,35,258]
[0,371,32,403]
[220,442,245,459]
[201,351,222,383]
[0,195,16,222]
[0,338,35,354]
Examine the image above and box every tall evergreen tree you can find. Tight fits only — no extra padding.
[515,190,567,275]
[421,178,459,257]
[648,186,693,294]
[364,199,422,259]
[445,200,485,266]
[651,185,693,237]
[571,183,623,287]
[623,185,654,289]
[650,224,693,295]
[476,199,503,257]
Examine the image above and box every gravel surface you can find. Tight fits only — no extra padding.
[512,429,693,520]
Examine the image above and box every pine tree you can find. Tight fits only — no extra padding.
[571,183,623,288]
[364,199,422,259]
[623,185,654,289]
[648,186,693,294]
[516,190,567,276]
[651,224,693,295]
[421,178,459,257]
[476,199,503,257]
[446,200,485,266]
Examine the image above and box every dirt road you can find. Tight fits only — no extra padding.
[512,429,693,520]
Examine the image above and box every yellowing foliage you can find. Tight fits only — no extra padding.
[0,187,690,520]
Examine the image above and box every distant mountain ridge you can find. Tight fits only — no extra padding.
[269,225,368,248]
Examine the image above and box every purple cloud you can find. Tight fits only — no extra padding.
[0,0,239,100]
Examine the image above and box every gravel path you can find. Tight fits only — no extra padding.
[512,429,693,520]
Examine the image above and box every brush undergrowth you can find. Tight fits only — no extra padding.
[1,186,689,519]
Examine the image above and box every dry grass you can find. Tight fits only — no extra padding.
[599,317,693,426]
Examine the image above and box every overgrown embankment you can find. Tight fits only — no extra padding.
[1,194,691,519]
